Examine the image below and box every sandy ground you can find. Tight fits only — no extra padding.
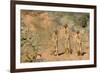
[36,47,89,62]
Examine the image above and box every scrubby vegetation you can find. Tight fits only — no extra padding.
[20,10,89,63]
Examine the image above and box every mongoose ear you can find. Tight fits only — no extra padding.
[76,31,80,34]
[64,24,68,28]
[54,30,58,35]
